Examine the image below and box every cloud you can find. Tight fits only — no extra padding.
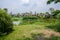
[22,0,30,4]
[0,0,60,13]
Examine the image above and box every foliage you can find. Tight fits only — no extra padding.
[23,16,38,20]
[49,8,60,19]
[12,17,20,21]
[49,36,60,40]
[44,12,51,19]
[47,0,60,4]
[52,10,60,18]
[21,16,38,24]
[0,19,60,40]
[0,8,13,35]
[56,13,60,19]
[46,22,60,32]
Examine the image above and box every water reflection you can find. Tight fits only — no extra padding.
[13,21,20,26]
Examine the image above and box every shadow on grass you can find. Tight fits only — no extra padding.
[0,29,14,37]
[0,29,14,40]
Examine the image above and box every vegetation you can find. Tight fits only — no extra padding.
[0,8,60,40]
[0,1,60,40]
[0,8,13,35]
[0,21,60,40]
[47,22,60,32]
[47,0,60,4]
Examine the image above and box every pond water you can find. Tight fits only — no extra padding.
[13,21,20,26]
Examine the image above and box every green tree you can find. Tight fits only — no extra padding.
[4,8,8,12]
[47,0,60,4]
[0,8,13,35]
[16,13,20,17]
[44,12,51,19]
[52,10,60,17]
[49,8,54,13]
[49,8,60,18]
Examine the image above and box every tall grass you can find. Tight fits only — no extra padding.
[46,22,60,32]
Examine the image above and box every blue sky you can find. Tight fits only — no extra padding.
[0,0,60,13]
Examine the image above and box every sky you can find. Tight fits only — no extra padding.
[0,0,60,14]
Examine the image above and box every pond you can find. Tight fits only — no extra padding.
[13,21,20,26]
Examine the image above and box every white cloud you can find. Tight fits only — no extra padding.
[22,0,30,3]
[0,0,60,13]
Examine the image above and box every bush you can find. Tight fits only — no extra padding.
[46,22,60,32]
[23,16,38,20]
[0,8,13,35]
[21,16,38,24]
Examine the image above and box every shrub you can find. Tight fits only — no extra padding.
[21,16,38,24]
[23,16,38,20]
[0,8,13,35]
[47,22,60,32]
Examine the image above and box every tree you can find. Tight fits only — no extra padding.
[47,0,60,4]
[51,10,60,18]
[0,8,13,35]
[56,13,60,19]
[44,12,51,19]
[4,8,8,12]
[52,10,60,16]
[16,13,20,17]
[49,8,54,12]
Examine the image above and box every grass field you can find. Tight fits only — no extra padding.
[0,18,60,40]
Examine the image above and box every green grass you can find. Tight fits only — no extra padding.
[12,17,22,21]
[0,18,60,40]
[0,24,45,40]
[0,24,60,40]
